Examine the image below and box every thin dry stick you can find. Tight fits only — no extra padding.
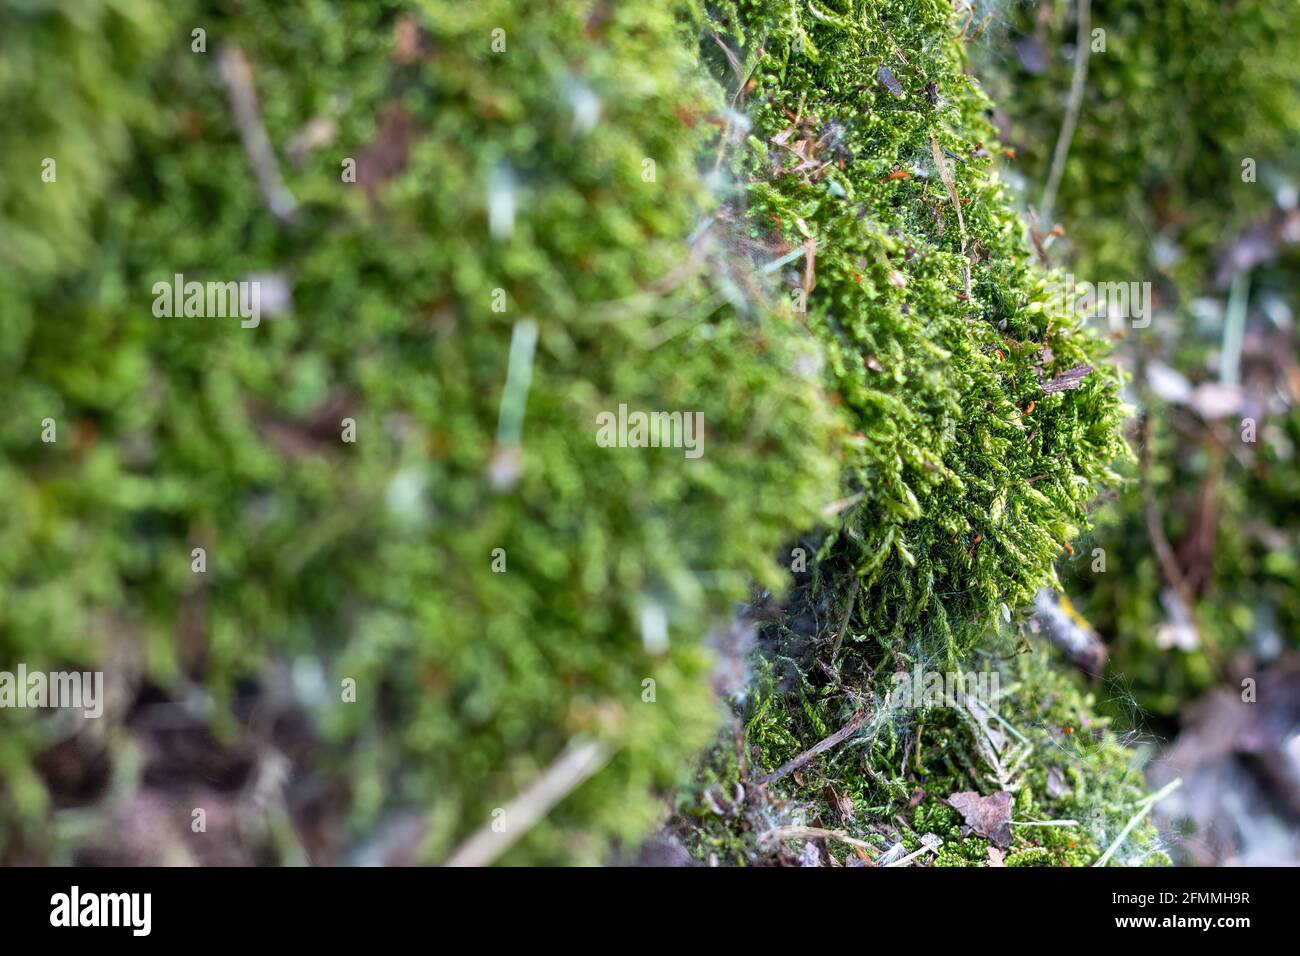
[755,706,870,786]
[729,46,766,110]
[829,578,860,660]
[929,133,971,298]
[1011,819,1080,827]
[442,738,612,867]
[495,318,539,447]
[709,34,745,172]
[1220,270,1251,388]
[1040,0,1091,222]
[1139,413,1193,608]
[218,43,298,223]
[929,134,967,243]
[710,33,744,86]
[885,841,940,867]
[760,825,878,854]
[821,490,864,519]
[1139,413,1226,676]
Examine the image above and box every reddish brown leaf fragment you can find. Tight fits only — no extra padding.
[946,790,1014,848]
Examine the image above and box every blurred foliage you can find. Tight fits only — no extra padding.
[1060,381,1300,719]
[0,0,845,863]
[977,0,1300,291]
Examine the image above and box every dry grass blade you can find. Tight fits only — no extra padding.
[443,738,613,867]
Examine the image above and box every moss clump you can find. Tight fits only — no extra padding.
[0,1,169,292]
[672,2,1149,865]
[1,0,844,863]
[703,0,1127,660]
[676,633,1167,867]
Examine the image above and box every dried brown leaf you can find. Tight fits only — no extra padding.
[946,790,1014,848]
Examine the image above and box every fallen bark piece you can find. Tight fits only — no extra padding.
[1030,587,1108,679]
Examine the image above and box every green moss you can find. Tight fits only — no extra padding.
[0,1,169,292]
[979,0,1300,291]
[704,0,1128,661]
[669,0,1144,869]
[679,633,1167,867]
[2,0,1138,866]
[0,0,843,863]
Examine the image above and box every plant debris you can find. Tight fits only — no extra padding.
[877,65,904,97]
[1040,363,1093,394]
[946,790,1015,848]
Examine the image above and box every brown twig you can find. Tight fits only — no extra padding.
[929,133,972,300]
[755,706,870,787]
[1139,412,1192,606]
[828,578,860,661]
[1139,411,1229,673]
[822,490,865,518]
[759,825,879,859]
[1025,207,1053,269]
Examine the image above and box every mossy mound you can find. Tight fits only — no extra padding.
[674,632,1167,867]
[2,0,1135,865]
[665,0,1146,868]
[703,0,1128,661]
